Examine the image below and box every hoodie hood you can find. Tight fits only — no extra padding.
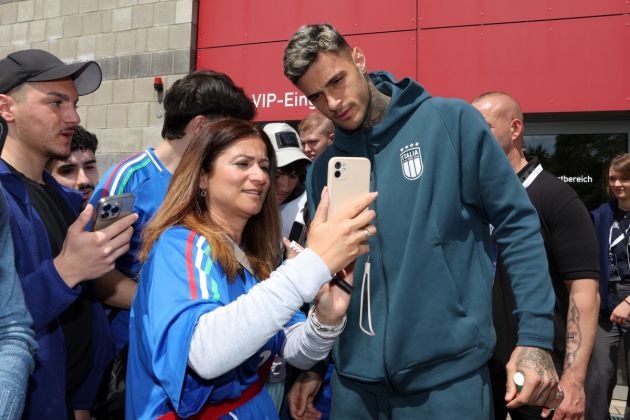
[333,71,432,155]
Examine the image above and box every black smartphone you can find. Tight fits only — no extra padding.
[91,193,135,231]
[288,221,306,246]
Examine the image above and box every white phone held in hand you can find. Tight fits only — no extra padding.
[326,157,371,295]
[327,156,371,218]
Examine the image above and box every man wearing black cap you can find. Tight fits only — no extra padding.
[0,50,137,419]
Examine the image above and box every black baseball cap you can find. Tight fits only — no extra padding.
[0,49,102,95]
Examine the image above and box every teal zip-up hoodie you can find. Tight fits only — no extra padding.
[306,72,555,394]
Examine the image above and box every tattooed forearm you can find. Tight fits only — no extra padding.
[564,295,582,369]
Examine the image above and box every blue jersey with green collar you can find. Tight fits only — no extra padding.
[127,226,304,419]
[89,148,171,352]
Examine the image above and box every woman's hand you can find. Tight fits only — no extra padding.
[306,187,377,276]
[314,263,355,324]
[610,300,630,324]
[282,237,302,259]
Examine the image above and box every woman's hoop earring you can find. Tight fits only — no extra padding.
[200,189,206,197]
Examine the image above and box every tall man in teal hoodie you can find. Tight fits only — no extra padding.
[283,24,562,419]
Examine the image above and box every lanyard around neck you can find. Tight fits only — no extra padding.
[224,234,254,275]
[519,163,543,189]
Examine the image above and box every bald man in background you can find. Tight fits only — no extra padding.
[473,92,600,420]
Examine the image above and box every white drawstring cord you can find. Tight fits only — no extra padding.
[359,258,375,336]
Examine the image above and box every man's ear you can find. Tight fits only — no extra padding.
[510,118,523,142]
[0,94,15,123]
[189,115,209,135]
[352,47,367,74]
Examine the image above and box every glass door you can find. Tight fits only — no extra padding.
[524,119,630,210]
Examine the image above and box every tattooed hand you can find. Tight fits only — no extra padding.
[505,346,560,417]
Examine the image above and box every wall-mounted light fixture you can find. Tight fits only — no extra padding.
[154,76,164,104]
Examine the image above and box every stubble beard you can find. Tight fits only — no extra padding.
[46,142,72,161]
[47,150,71,161]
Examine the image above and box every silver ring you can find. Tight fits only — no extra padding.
[363,228,370,242]
[555,385,564,403]
[548,385,564,410]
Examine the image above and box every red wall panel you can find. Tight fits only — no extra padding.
[198,31,417,121]
[418,15,630,113]
[419,0,630,28]
[198,0,416,48]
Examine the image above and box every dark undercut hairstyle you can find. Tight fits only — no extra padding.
[283,23,352,84]
[161,70,256,140]
[71,125,98,153]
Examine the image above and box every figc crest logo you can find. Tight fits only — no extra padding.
[400,142,423,180]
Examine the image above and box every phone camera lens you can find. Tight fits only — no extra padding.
[103,203,111,211]
[334,161,341,169]
[111,206,120,215]
[334,170,341,178]
[102,212,109,219]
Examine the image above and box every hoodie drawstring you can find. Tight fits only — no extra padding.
[359,257,375,336]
